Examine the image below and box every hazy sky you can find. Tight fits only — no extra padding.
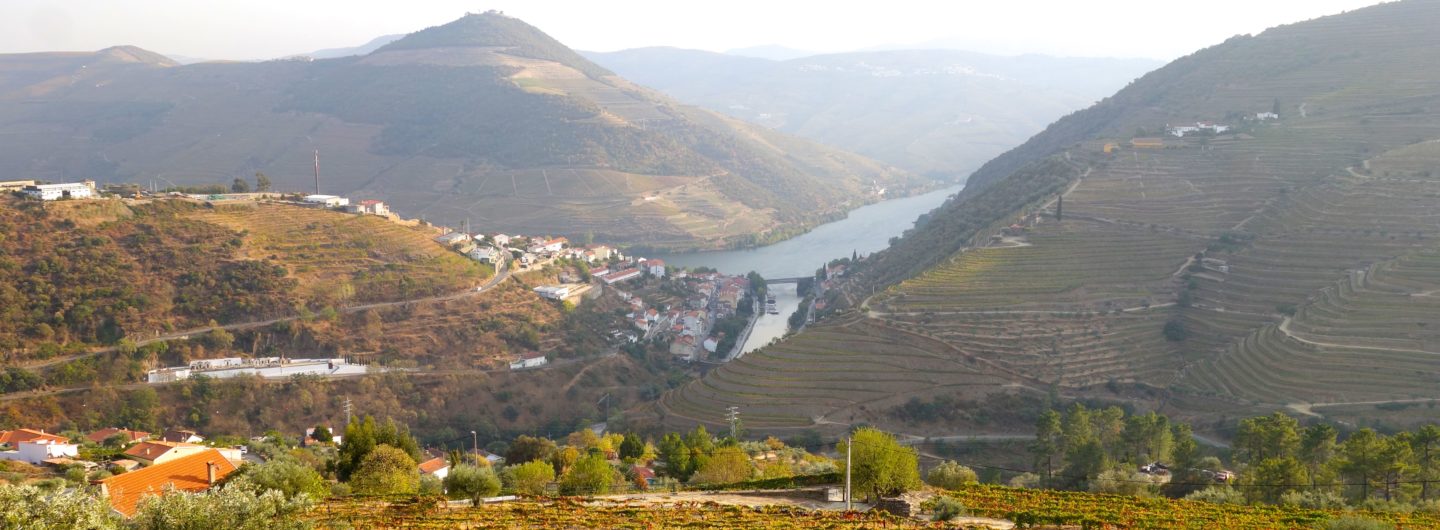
[0,0,1391,61]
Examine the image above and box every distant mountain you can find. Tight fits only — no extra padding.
[307,34,404,59]
[0,13,921,249]
[723,45,820,61]
[587,47,1160,178]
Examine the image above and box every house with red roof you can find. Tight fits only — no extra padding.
[98,449,238,517]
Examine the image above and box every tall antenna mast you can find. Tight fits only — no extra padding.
[313,149,321,195]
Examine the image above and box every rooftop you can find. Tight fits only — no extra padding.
[99,449,237,517]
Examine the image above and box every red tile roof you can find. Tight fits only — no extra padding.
[87,428,151,445]
[99,449,237,517]
[124,440,200,462]
[418,457,449,475]
[0,428,68,445]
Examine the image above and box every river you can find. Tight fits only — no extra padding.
[653,185,962,355]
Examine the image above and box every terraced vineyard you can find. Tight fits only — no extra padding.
[947,483,1440,529]
[662,1,1440,433]
[192,203,487,305]
[314,498,935,529]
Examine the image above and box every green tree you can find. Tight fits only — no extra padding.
[1030,410,1063,485]
[444,464,501,503]
[335,416,421,481]
[349,444,419,496]
[231,177,251,193]
[255,172,272,192]
[838,428,921,501]
[231,458,329,501]
[502,460,556,496]
[558,453,615,495]
[1340,428,1385,501]
[657,433,692,480]
[1412,425,1440,500]
[618,433,644,461]
[1234,412,1301,464]
[311,426,333,444]
[1162,319,1188,341]
[116,387,159,432]
[1300,424,1339,488]
[506,435,557,466]
[926,460,979,490]
[1241,457,1308,504]
[689,445,752,485]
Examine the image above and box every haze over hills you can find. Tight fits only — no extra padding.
[0,12,923,249]
[661,0,1440,435]
[586,48,1160,178]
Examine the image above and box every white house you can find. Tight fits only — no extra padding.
[643,259,666,277]
[491,234,512,247]
[468,247,500,264]
[529,238,567,254]
[1255,112,1279,121]
[23,182,95,201]
[434,232,472,246]
[509,353,548,370]
[702,337,719,353]
[302,195,349,207]
[0,440,79,465]
[348,200,389,216]
[419,457,450,480]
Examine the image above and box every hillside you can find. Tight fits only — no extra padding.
[0,12,922,250]
[0,195,675,439]
[661,0,1440,434]
[0,196,485,360]
[586,47,1159,178]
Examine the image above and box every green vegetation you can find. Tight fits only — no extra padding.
[838,428,921,502]
[443,464,502,503]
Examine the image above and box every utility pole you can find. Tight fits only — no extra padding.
[471,430,478,465]
[313,149,321,195]
[343,397,353,426]
[725,406,740,440]
[597,393,611,424]
[845,436,852,510]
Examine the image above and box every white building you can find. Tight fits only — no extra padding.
[509,353,548,370]
[147,358,369,383]
[468,247,500,264]
[643,259,666,278]
[348,200,389,216]
[23,182,95,201]
[533,285,573,300]
[0,440,79,465]
[1255,112,1279,121]
[302,194,349,207]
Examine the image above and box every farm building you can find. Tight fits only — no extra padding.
[509,352,548,370]
[23,181,95,200]
[348,199,389,216]
[302,194,349,207]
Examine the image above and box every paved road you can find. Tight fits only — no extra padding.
[20,258,512,370]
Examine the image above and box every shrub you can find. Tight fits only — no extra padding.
[0,484,119,529]
[502,460,556,496]
[926,460,978,490]
[929,496,966,522]
[444,464,501,503]
[1185,486,1245,505]
[232,458,329,501]
[558,453,615,496]
[130,486,313,530]
[349,444,419,496]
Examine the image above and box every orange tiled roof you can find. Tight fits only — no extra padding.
[99,449,236,517]
[87,428,151,444]
[0,428,68,445]
[418,457,449,475]
[123,440,198,461]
